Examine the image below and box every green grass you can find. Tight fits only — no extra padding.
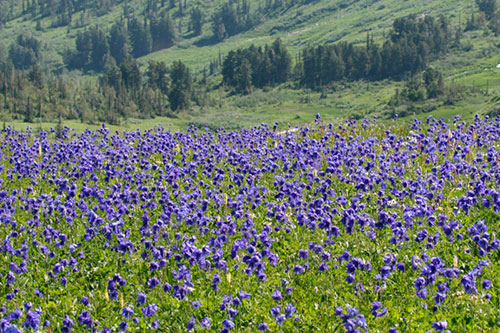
[140,0,476,71]
[0,0,477,72]
[5,116,188,133]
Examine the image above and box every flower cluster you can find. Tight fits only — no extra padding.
[0,115,498,331]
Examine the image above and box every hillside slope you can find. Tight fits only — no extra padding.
[2,0,500,132]
[0,0,476,71]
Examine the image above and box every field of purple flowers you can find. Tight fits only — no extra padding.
[0,114,499,332]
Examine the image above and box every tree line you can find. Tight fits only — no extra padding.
[299,13,452,88]
[64,14,176,71]
[222,38,291,94]
[13,0,261,66]
[0,8,492,125]
[61,0,261,70]
[211,0,256,41]
[0,54,196,125]
[20,0,124,27]
[221,15,456,92]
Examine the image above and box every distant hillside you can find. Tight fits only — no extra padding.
[0,0,477,72]
[1,0,500,132]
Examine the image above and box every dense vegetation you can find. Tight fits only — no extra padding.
[0,1,499,330]
[0,115,499,332]
[299,15,454,87]
[0,56,195,125]
[222,38,292,94]
[0,9,479,125]
[222,15,455,91]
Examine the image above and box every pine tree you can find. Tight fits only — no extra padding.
[168,60,191,111]
[128,17,152,57]
[235,57,252,94]
[476,0,496,20]
[423,67,444,98]
[24,96,33,122]
[28,64,43,88]
[9,34,41,69]
[120,55,141,90]
[90,27,110,70]
[178,0,184,16]
[270,38,291,84]
[109,21,129,65]
[64,30,92,69]
[146,60,169,93]
[151,13,175,51]
[190,7,203,36]
[104,64,123,90]
[212,2,240,41]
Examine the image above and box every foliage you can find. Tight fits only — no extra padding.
[168,60,192,111]
[476,0,497,20]
[0,116,499,332]
[222,38,291,93]
[211,0,255,41]
[128,17,152,58]
[108,21,129,65]
[8,34,41,70]
[300,15,453,88]
[190,7,203,37]
[64,27,110,71]
[150,12,176,51]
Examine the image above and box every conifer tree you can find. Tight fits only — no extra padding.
[168,60,191,111]
[109,21,129,65]
[190,7,203,36]
[128,17,152,57]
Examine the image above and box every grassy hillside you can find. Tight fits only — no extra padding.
[0,0,476,71]
[2,0,500,132]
